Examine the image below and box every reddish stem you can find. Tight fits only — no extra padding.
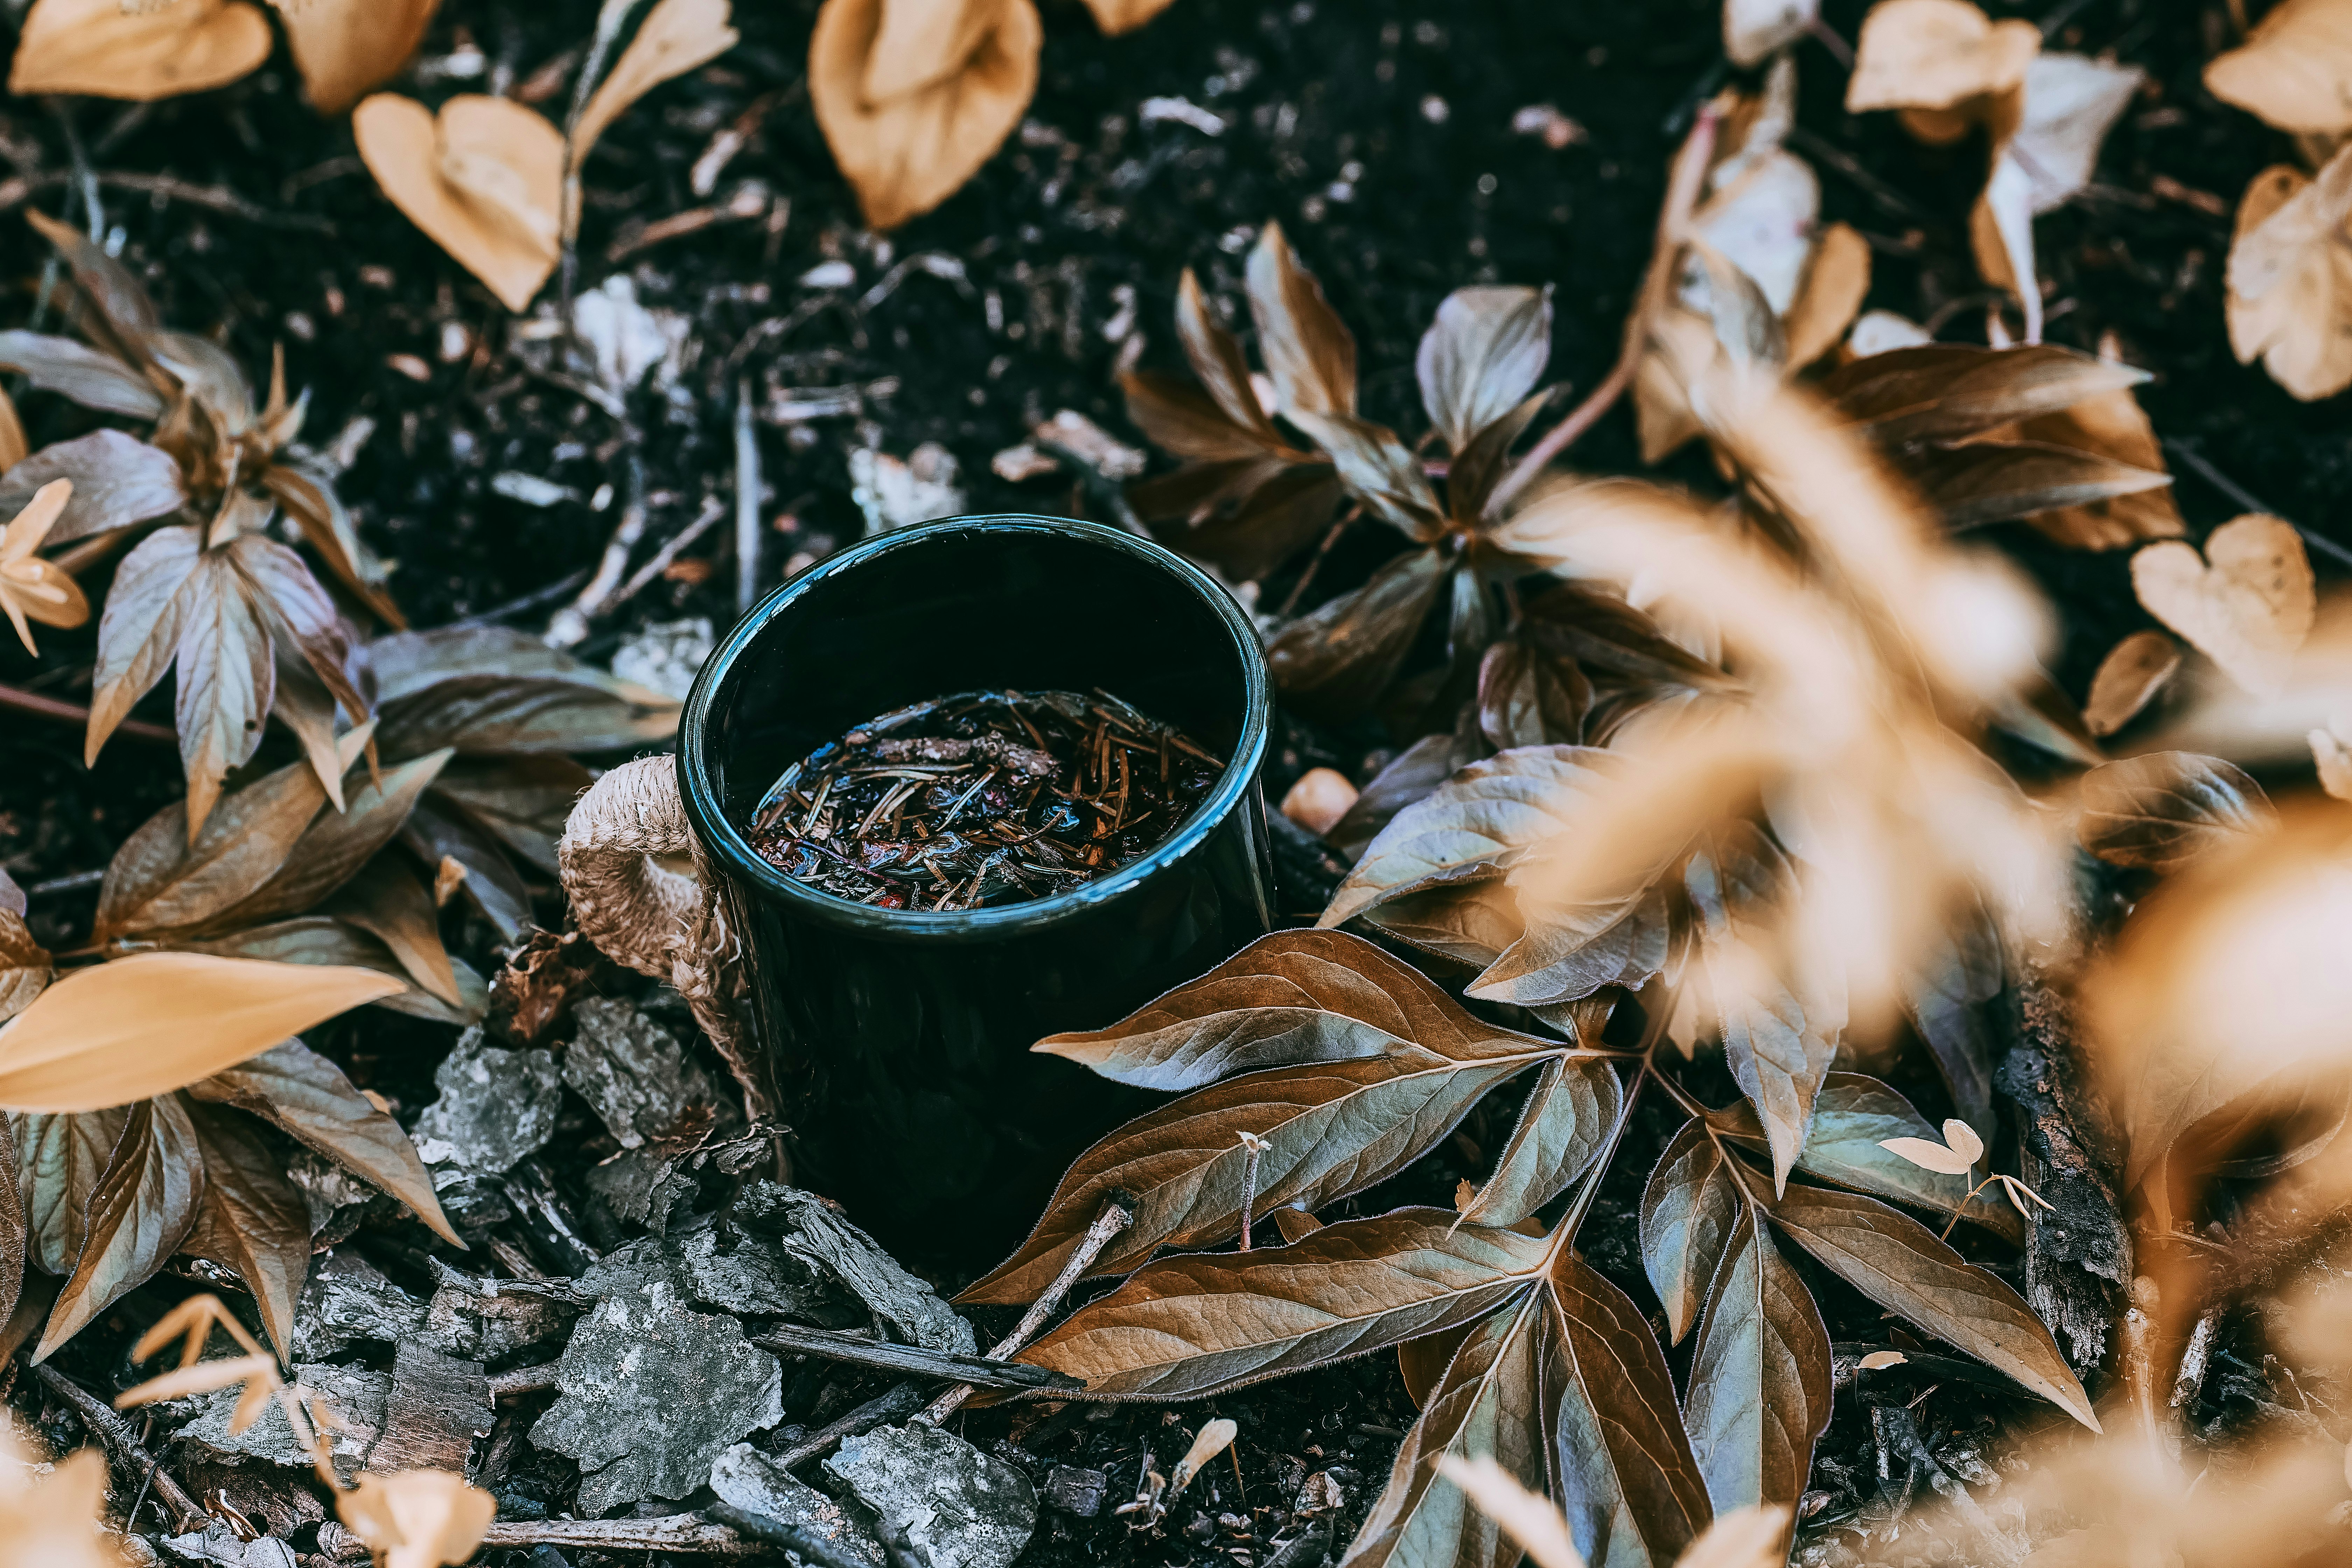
[0,682,173,746]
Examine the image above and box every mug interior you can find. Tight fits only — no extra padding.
[691,516,1262,925]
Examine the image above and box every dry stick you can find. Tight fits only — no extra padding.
[2161,438,2352,572]
[0,681,174,744]
[545,449,648,648]
[559,0,649,326]
[1485,103,1724,520]
[734,374,762,615]
[916,1195,1137,1426]
[612,492,727,610]
[772,1381,927,1470]
[1235,1130,1270,1251]
[28,1362,205,1535]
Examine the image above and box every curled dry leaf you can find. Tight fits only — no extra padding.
[1844,0,2037,121]
[8,0,273,101]
[0,953,402,1113]
[0,477,88,657]
[276,0,444,114]
[810,0,1043,231]
[2076,751,2274,873]
[2084,631,2180,737]
[2205,0,2352,135]
[2225,149,2352,401]
[2130,514,2315,697]
[355,94,566,313]
[569,0,741,188]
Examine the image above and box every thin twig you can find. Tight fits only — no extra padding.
[735,375,762,616]
[705,1503,874,1568]
[546,450,648,647]
[1488,105,1724,518]
[917,1194,1136,1426]
[1,681,174,745]
[1235,1130,1269,1251]
[47,99,101,242]
[443,567,595,631]
[612,493,727,611]
[29,1363,205,1535]
[2162,439,2352,571]
[750,1324,1081,1391]
[771,1381,927,1470]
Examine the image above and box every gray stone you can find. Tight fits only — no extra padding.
[283,1149,384,1244]
[1043,1465,1107,1518]
[709,1443,884,1568]
[411,1029,563,1175]
[415,1283,574,1363]
[159,1527,298,1568]
[826,1423,1037,1568]
[289,1248,426,1361]
[179,1363,387,1478]
[735,1182,976,1354]
[563,998,721,1148]
[529,1279,783,1516]
[584,1143,695,1231]
[576,1226,857,1326]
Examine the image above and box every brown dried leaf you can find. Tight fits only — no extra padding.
[1265,546,1450,721]
[571,0,740,175]
[1477,639,1589,751]
[1416,287,1552,455]
[1035,928,1518,1091]
[193,749,453,932]
[1521,579,1734,690]
[1364,879,1527,972]
[0,904,48,1030]
[1684,1209,1830,1536]
[1247,221,1357,418]
[2205,0,2352,136]
[0,382,26,472]
[189,1038,457,1245]
[401,797,534,944]
[36,1095,205,1359]
[2077,751,2273,873]
[1015,1209,1550,1398]
[1287,411,1444,541]
[426,753,593,872]
[2225,153,2352,401]
[321,859,461,1006]
[810,0,1040,231]
[262,461,405,629]
[1078,0,1177,31]
[2130,514,2315,696]
[1988,387,2185,549]
[174,552,278,840]
[1909,439,2172,533]
[94,751,327,943]
[1455,1058,1623,1230]
[1640,1120,1746,1346]
[8,0,272,101]
[182,1100,310,1359]
[275,0,442,113]
[1822,343,2146,446]
[355,93,564,313]
[1844,0,2038,114]
[2083,631,2180,737]
[0,432,187,547]
[1783,223,1871,372]
[1330,729,1483,862]
[0,954,402,1114]
[1759,1178,2097,1428]
[81,523,206,776]
[12,1108,126,1276]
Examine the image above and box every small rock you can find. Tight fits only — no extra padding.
[562,998,721,1148]
[371,1341,493,1474]
[416,1283,576,1364]
[289,1249,426,1361]
[990,442,1058,482]
[610,617,715,704]
[849,443,963,534]
[574,274,690,394]
[530,1280,783,1516]
[734,1181,976,1354]
[1279,768,1359,838]
[159,1527,298,1568]
[585,1143,697,1232]
[709,1443,885,1567]
[578,1227,857,1325]
[1043,1464,1108,1518]
[1294,1471,1344,1515]
[826,1423,1038,1568]
[410,1029,564,1176]
[489,472,580,509]
[180,1364,386,1477]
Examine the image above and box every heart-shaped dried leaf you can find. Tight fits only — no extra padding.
[0,955,402,1114]
[1016,1209,1549,1399]
[961,1038,1550,1305]
[2225,152,2352,401]
[356,93,565,313]
[13,1107,127,1276]
[1247,221,1357,418]
[2130,515,2315,696]
[1758,1178,2096,1428]
[2205,0,2352,135]
[189,1038,457,1244]
[277,0,442,113]
[1325,745,1619,927]
[1266,546,1451,721]
[1684,1209,1830,1535]
[36,1094,205,1359]
[1845,0,2039,114]
[1822,343,2146,446]
[1876,1130,1976,1177]
[570,0,740,180]
[1034,928,1513,1091]
[8,0,272,101]
[181,1100,310,1359]
[1542,1251,1715,1567]
[810,0,1041,231]
[1640,1119,1746,1345]
[94,751,327,943]
[2077,751,2273,872]
[1349,1293,1548,1568]
[1416,287,1552,456]
[1454,1058,1623,1230]
[2083,631,2180,737]
[0,432,187,547]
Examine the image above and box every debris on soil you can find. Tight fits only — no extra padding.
[709,1442,887,1567]
[289,1248,426,1360]
[826,1421,1041,1568]
[370,1342,494,1474]
[850,442,966,533]
[744,688,1223,911]
[611,615,717,700]
[409,1029,566,1177]
[562,996,724,1148]
[735,1180,979,1354]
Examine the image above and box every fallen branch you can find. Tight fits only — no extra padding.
[771,1381,925,1471]
[917,1193,1135,1425]
[750,1324,1080,1392]
[322,1514,763,1560]
[28,1362,204,1535]
[706,1502,874,1568]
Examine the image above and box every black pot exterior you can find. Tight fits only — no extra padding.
[678,516,1273,1256]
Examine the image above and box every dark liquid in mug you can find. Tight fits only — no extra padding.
[740,688,1223,912]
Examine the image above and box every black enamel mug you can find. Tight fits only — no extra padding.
[674,515,1273,1256]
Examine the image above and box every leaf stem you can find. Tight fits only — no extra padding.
[1486,103,1723,518]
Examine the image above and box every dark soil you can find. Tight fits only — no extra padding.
[0,2,2336,1566]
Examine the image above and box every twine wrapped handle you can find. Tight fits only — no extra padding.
[557,756,774,1121]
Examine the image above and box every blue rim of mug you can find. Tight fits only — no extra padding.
[677,514,1272,940]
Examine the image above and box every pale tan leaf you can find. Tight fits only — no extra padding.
[1856,1350,1908,1370]
[2226,150,2352,401]
[117,1352,279,1408]
[0,954,402,1114]
[356,94,564,313]
[1845,0,2039,114]
[336,1469,498,1568]
[2131,514,2315,696]
[571,0,740,172]
[2312,722,2352,800]
[2205,0,2352,136]
[1279,768,1359,839]
[1970,149,2041,342]
[1726,0,1818,68]
[1433,1453,1584,1568]
[1675,1506,1792,1568]
[1078,0,1177,33]
[1248,220,1358,418]
[0,383,25,472]
[1877,1135,1976,1176]
[1940,1118,1985,1166]
[1783,222,1870,371]
[2011,53,2143,216]
[810,0,1040,231]
[0,477,87,657]
[8,0,272,101]
[273,0,441,114]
